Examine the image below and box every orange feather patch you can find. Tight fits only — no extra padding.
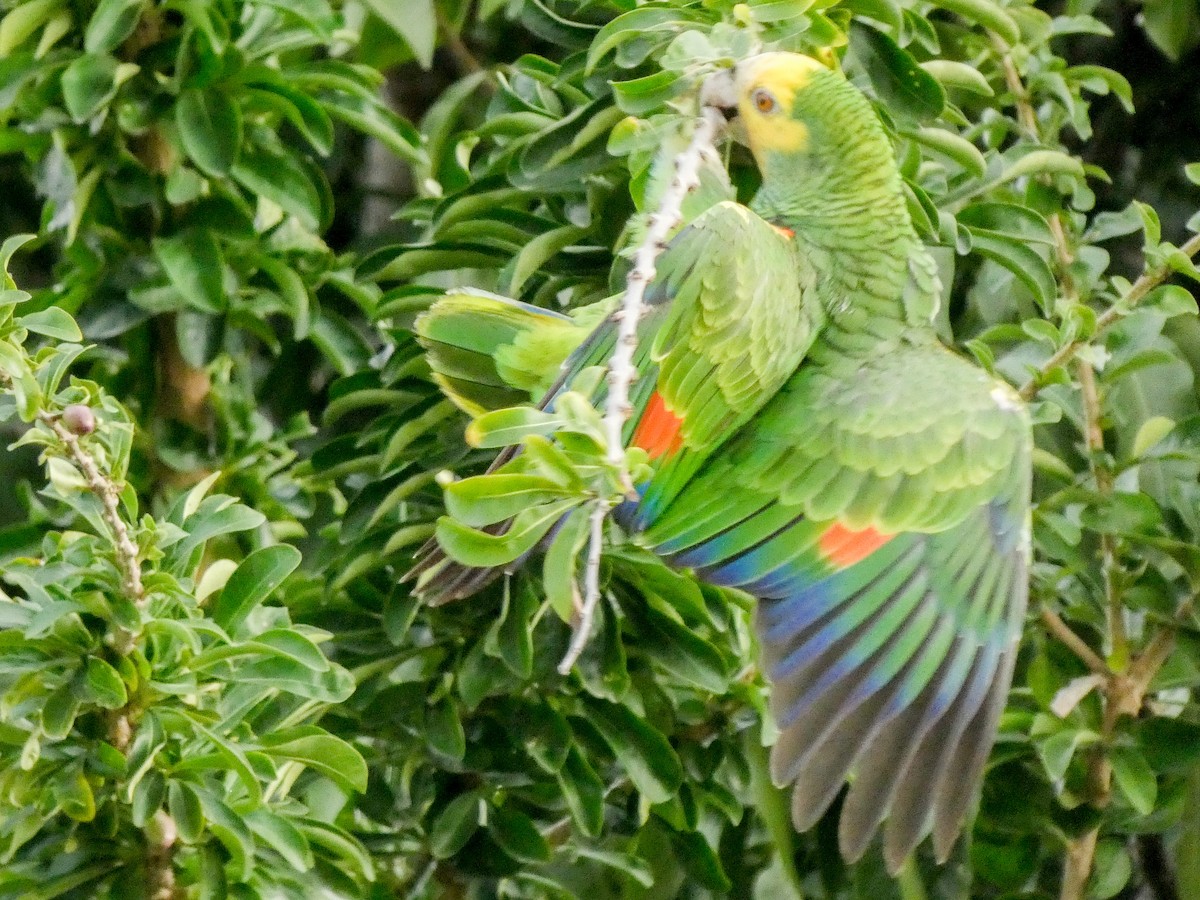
[819,523,892,568]
[631,391,684,459]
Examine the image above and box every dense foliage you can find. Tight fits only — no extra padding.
[1,0,1199,898]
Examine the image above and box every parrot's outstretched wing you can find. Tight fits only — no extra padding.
[410,201,821,605]
[641,346,1031,870]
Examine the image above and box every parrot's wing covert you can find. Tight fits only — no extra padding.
[555,201,817,461]
[411,201,820,604]
[640,347,1031,871]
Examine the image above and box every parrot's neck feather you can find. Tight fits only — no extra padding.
[756,186,935,337]
[747,77,940,337]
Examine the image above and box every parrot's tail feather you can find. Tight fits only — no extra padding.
[416,290,582,416]
[405,540,507,606]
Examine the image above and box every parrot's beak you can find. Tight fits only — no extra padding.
[700,67,740,120]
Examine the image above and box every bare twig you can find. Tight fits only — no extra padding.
[435,5,492,88]
[557,498,611,674]
[557,101,725,674]
[1040,608,1109,676]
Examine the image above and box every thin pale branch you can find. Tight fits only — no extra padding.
[602,106,723,475]
[559,101,724,673]
[558,498,610,674]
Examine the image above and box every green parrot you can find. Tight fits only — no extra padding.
[409,52,1032,872]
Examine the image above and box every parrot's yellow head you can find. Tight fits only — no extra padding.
[705,51,896,211]
[732,52,829,161]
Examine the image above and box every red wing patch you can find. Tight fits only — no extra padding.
[631,391,684,460]
[819,523,893,568]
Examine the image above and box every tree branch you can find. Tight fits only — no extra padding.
[1040,608,1109,676]
[558,101,724,673]
[40,411,144,606]
[1018,232,1200,401]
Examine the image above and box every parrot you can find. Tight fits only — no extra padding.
[407,51,1032,873]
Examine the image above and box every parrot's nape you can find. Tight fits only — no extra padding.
[406,51,1032,874]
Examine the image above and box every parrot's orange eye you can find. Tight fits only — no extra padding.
[753,89,777,113]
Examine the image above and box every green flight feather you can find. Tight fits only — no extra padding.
[416,291,613,416]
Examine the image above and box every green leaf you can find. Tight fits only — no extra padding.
[254,254,312,339]
[84,0,146,53]
[245,808,314,872]
[958,203,1055,244]
[587,8,710,72]
[61,54,136,122]
[244,80,335,156]
[54,769,97,823]
[544,505,590,623]
[295,820,373,881]
[0,0,60,55]
[930,0,1020,44]
[999,150,1085,184]
[83,657,127,709]
[1067,65,1134,114]
[1132,415,1175,458]
[487,579,535,678]
[1089,839,1133,899]
[588,700,683,804]
[154,229,226,313]
[1143,284,1197,317]
[254,629,331,672]
[363,0,435,68]
[611,70,686,116]
[168,780,205,843]
[634,603,730,692]
[319,90,423,164]
[490,805,551,863]
[464,407,563,449]
[430,790,484,858]
[174,497,267,563]
[1141,0,1200,61]
[1110,747,1157,815]
[232,144,323,231]
[175,87,241,177]
[510,225,587,295]
[850,22,945,122]
[435,497,580,568]
[211,544,302,632]
[1036,725,1099,790]
[197,790,256,883]
[919,60,994,96]
[444,473,576,527]
[0,234,35,283]
[963,227,1057,311]
[260,728,368,793]
[17,306,81,340]
[557,747,605,837]
[426,698,466,761]
[911,127,987,177]
[672,829,731,891]
[41,685,80,740]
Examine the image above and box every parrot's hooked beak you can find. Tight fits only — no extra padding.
[700,67,740,120]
